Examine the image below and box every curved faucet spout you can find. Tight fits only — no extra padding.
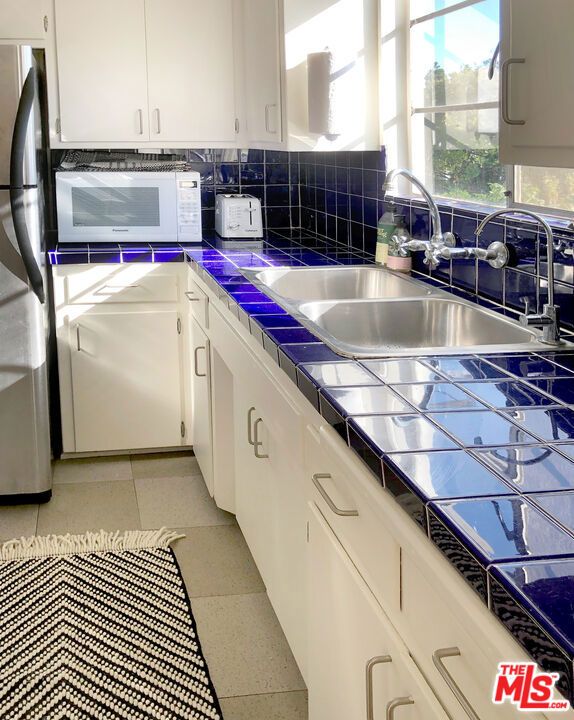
[476,208,560,344]
[383,168,453,247]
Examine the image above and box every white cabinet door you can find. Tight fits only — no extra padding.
[0,0,48,40]
[500,0,574,167]
[145,0,236,143]
[70,310,183,452]
[242,0,282,144]
[308,503,448,720]
[190,317,213,493]
[55,0,149,142]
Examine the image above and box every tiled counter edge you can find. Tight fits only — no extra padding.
[50,234,574,704]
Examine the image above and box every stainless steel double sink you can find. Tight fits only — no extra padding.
[240,265,569,358]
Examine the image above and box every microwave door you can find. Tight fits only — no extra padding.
[56,172,178,243]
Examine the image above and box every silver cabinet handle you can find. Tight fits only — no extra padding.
[433,647,479,720]
[366,656,392,720]
[253,417,269,459]
[194,346,206,377]
[312,473,358,517]
[137,109,143,135]
[265,104,277,134]
[75,324,82,352]
[185,291,200,302]
[154,108,161,134]
[386,697,414,719]
[247,406,256,446]
[501,57,526,125]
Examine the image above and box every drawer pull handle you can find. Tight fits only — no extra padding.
[501,57,526,125]
[312,473,358,517]
[75,324,82,352]
[366,655,392,720]
[253,417,268,459]
[185,291,200,302]
[194,346,206,377]
[386,696,414,719]
[433,647,479,720]
[247,406,256,446]
[97,284,141,294]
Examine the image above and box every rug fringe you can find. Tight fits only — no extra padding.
[0,528,185,561]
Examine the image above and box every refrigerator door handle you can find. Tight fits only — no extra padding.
[9,66,45,304]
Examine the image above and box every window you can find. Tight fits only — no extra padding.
[407,0,574,216]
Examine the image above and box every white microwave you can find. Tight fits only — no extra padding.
[55,171,202,243]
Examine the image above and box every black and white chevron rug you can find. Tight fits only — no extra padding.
[0,529,223,720]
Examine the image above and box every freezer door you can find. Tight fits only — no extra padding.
[0,188,51,498]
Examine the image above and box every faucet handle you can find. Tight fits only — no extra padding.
[521,296,531,316]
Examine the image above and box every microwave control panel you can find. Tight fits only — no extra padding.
[176,171,202,241]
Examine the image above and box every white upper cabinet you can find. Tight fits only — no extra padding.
[241,0,283,146]
[53,0,237,146]
[0,0,49,41]
[145,0,236,144]
[54,0,150,143]
[499,0,574,167]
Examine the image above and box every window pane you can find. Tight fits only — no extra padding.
[516,167,574,213]
[414,109,505,204]
[411,0,499,108]
[411,0,477,19]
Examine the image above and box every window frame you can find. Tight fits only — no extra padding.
[406,0,574,221]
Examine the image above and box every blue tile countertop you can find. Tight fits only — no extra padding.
[50,231,574,703]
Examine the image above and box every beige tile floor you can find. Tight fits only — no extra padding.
[0,451,307,720]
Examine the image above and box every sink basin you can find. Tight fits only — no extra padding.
[296,298,540,358]
[239,262,572,358]
[240,265,437,302]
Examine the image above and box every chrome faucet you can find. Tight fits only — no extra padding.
[383,168,455,268]
[383,169,514,271]
[476,209,561,345]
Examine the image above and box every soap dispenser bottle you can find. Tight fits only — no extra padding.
[387,214,412,272]
[375,203,397,267]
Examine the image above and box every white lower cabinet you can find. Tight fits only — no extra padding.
[69,310,183,452]
[189,316,213,493]
[308,503,447,720]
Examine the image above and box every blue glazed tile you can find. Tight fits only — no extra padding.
[298,361,380,387]
[279,343,341,365]
[215,163,239,185]
[296,367,320,410]
[504,408,574,442]
[230,291,270,303]
[361,359,446,384]
[347,424,384,482]
[266,164,289,184]
[385,450,515,501]
[529,378,574,405]
[381,460,427,529]
[264,327,318,345]
[431,495,574,563]
[151,249,185,263]
[318,395,348,441]
[349,414,458,454]
[504,269,538,312]
[488,566,573,703]
[529,492,574,536]
[241,163,265,185]
[544,354,574,373]
[428,410,538,447]
[322,385,414,417]
[237,301,287,315]
[249,314,301,329]
[484,354,574,379]
[458,381,557,409]
[472,445,574,493]
[55,250,88,264]
[391,382,486,412]
[422,356,511,381]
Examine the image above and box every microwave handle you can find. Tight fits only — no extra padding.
[9,66,45,304]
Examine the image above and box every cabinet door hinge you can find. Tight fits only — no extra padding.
[177,317,182,334]
[43,15,48,31]
[55,118,61,134]
[181,421,186,438]
[234,118,240,134]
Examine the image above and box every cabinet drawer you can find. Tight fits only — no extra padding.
[185,280,209,329]
[62,265,179,305]
[401,548,558,720]
[306,423,401,614]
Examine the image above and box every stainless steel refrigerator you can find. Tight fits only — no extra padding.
[0,44,52,503]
